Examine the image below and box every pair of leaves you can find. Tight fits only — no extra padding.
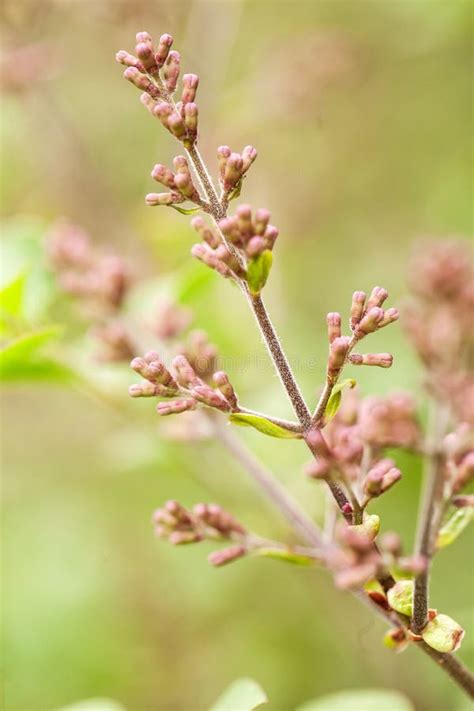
[229,412,302,439]
[246,250,273,296]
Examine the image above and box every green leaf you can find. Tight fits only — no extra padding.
[170,205,202,215]
[58,699,127,711]
[436,507,474,550]
[387,579,414,617]
[229,412,302,439]
[209,678,268,711]
[227,179,243,202]
[246,250,273,296]
[0,271,27,318]
[253,547,315,566]
[0,326,78,384]
[296,689,414,711]
[421,613,465,653]
[324,379,356,422]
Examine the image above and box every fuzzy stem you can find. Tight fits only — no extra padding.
[411,401,450,634]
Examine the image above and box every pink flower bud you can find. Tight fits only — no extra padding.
[223,153,243,191]
[191,384,231,411]
[155,33,174,68]
[349,352,393,368]
[246,236,266,257]
[191,216,220,248]
[145,192,179,206]
[174,172,198,199]
[378,307,400,328]
[241,145,257,173]
[191,244,235,279]
[135,31,153,47]
[115,50,144,73]
[208,545,246,567]
[350,291,366,330]
[326,312,342,343]
[163,50,180,93]
[151,164,176,189]
[140,92,158,113]
[152,101,173,127]
[213,371,238,409]
[123,67,159,98]
[135,42,157,73]
[263,225,279,248]
[304,458,331,479]
[217,145,231,181]
[366,286,389,311]
[327,336,351,378]
[156,399,197,416]
[181,73,199,104]
[356,307,384,336]
[183,102,198,139]
[254,208,270,235]
[167,112,186,138]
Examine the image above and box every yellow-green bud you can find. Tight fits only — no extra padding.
[387,579,414,617]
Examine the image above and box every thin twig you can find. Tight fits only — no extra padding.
[412,401,450,634]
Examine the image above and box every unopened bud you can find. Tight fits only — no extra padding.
[366,286,389,311]
[350,352,393,368]
[327,336,351,379]
[145,192,180,206]
[326,312,342,343]
[223,153,243,191]
[116,50,144,72]
[387,579,413,617]
[356,307,384,337]
[181,73,199,104]
[172,354,200,387]
[167,112,186,138]
[213,371,238,409]
[183,102,198,140]
[254,208,270,235]
[241,145,257,173]
[350,291,366,330]
[421,613,465,653]
[151,164,176,189]
[380,531,403,556]
[304,458,331,479]
[174,172,198,199]
[378,307,400,328]
[208,545,246,567]
[156,399,197,416]
[246,236,266,257]
[192,384,230,411]
[123,67,159,98]
[155,33,173,68]
[163,50,180,93]
[135,42,157,73]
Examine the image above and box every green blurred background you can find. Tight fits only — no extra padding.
[1,1,473,709]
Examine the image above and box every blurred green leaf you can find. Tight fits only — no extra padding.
[0,271,27,318]
[209,678,268,711]
[0,326,77,384]
[229,413,302,439]
[247,251,273,296]
[175,261,214,304]
[436,507,474,550]
[58,699,127,711]
[324,379,356,422]
[296,689,414,711]
[253,547,315,566]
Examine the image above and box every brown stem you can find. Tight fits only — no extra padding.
[412,402,450,634]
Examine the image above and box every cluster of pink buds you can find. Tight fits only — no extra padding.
[217,145,258,198]
[152,500,248,566]
[404,241,473,425]
[146,155,202,209]
[117,32,199,149]
[324,286,399,383]
[129,343,239,417]
[149,300,192,341]
[190,206,278,294]
[91,322,136,363]
[443,425,474,496]
[47,221,130,312]
[332,519,383,589]
[361,459,402,504]
[359,392,421,450]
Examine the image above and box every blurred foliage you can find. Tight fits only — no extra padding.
[1,1,473,710]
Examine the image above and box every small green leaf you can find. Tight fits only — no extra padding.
[436,507,474,550]
[352,514,380,540]
[0,326,78,384]
[387,579,414,617]
[421,613,465,653]
[324,379,356,422]
[246,250,273,296]
[227,179,243,202]
[0,271,27,318]
[296,689,414,711]
[209,678,268,711]
[229,412,302,439]
[170,205,202,215]
[58,699,127,711]
[253,547,315,566]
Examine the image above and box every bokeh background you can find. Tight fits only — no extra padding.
[1,1,473,709]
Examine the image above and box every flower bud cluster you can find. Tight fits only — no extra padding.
[190,206,278,290]
[91,322,136,363]
[146,155,202,209]
[359,392,421,449]
[129,332,240,417]
[117,32,199,149]
[362,458,402,500]
[152,500,248,566]
[332,517,383,589]
[404,241,473,425]
[47,221,130,312]
[217,145,258,197]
